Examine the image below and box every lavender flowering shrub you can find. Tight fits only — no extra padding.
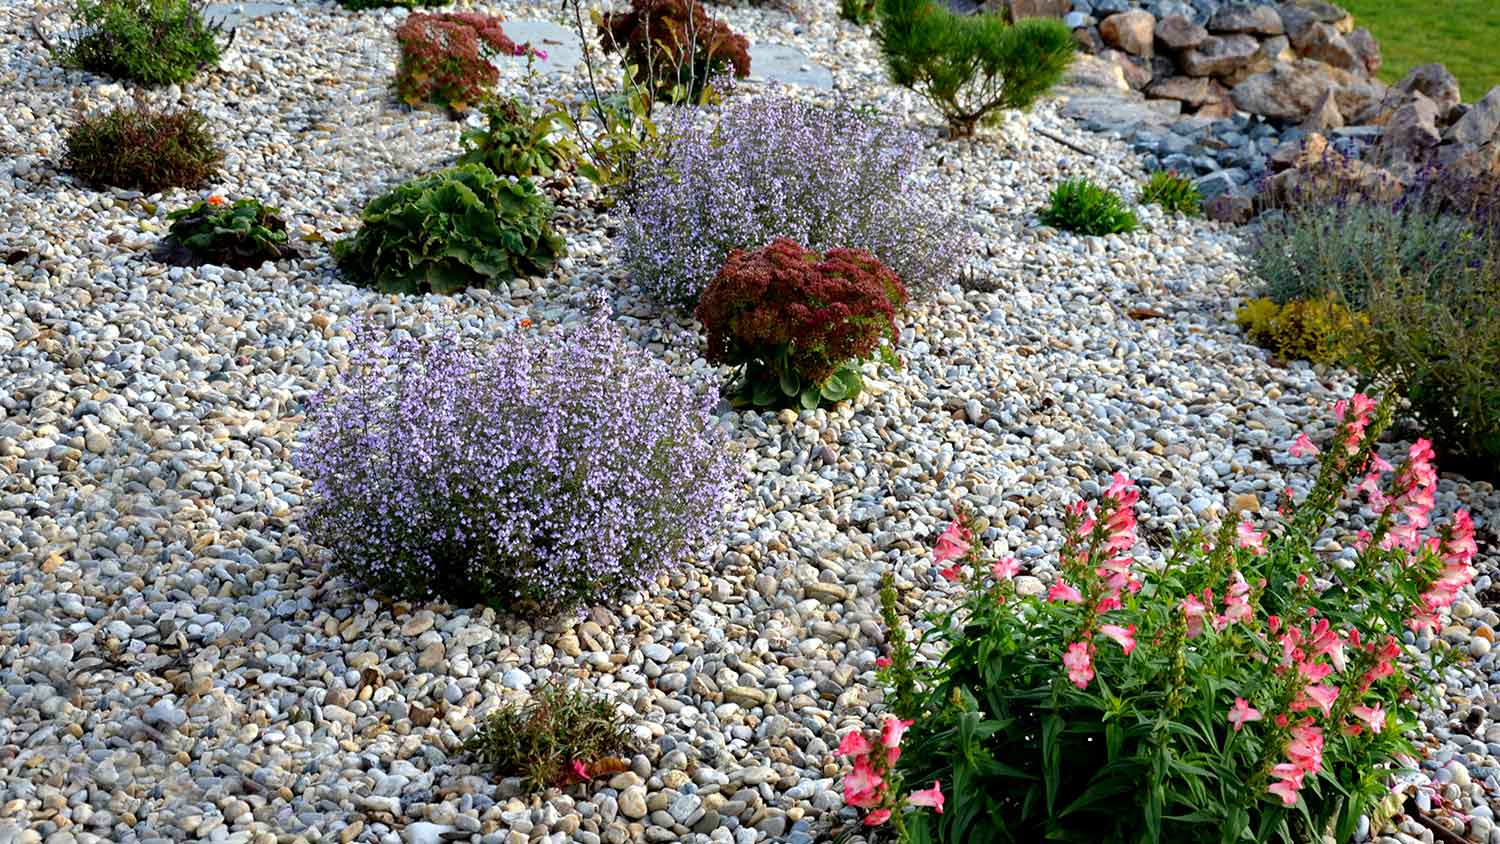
[620,95,968,305]
[295,311,740,616]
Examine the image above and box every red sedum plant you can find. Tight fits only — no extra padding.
[394,12,524,113]
[598,0,750,103]
[863,393,1479,843]
[695,238,907,409]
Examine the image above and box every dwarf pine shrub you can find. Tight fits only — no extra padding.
[64,103,221,192]
[55,0,221,86]
[621,95,967,305]
[875,0,1073,137]
[295,310,740,617]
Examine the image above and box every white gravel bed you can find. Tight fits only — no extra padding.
[0,2,1497,844]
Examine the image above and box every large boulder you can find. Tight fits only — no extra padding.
[1222,34,1291,87]
[1346,27,1380,76]
[1301,89,1344,131]
[1379,92,1442,161]
[1100,9,1157,57]
[1154,14,1207,50]
[1230,59,1386,122]
[1145,75,1218,105]
[1291,21,1361,72]
[1180,34,1260,77]
[1208,4,1283,35]
[1277,1,1353,39]
[1100,48,1153,89]
[1395,64,1462,123]
[1061,53,1131,93]
[1450,86,1500,147]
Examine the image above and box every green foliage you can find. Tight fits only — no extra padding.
[878,393,1476,842]
[598,0,751,104]
[695,239,907,409]
[1236,296,1364,366]
[1140,170,1201,217]
[841,0,878,25]
[64,103,221,193]
[548,85,660,198]
[458,97,578,179]
[333,164,565,295]
[1248,196,1500,470]
[1039,178,1138,236]
[55,0,221,86]
[875,0,1073,137]
[162,197,293,268]
[465,682,636,793]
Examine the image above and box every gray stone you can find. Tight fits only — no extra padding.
[1180,34,1259,77]
[1062,54,1130,92]
[1300,89,1344,131]
[1146,75,1216,105]
[1153,14,1207,50]
[1395,64,1462,123]
[1451,86,1500,147]
[1346,27,1380,76]
[1231,59,1384,122]
[1380,92,1442,158]
[746,43,834,90]
[1100,49,1152,89]
[1009,0,1072,19]
[1292,22,1361,72]
[1207,4,1282,35]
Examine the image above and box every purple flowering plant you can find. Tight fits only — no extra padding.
[619,95,969,305]
[295,308,741,616]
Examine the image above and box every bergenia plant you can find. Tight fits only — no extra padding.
[864,393,1478,843]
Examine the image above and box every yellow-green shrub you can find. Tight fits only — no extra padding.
[1235,296,1363,365]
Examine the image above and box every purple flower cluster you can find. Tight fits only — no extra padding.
[620,95,969,305]
[294,309,740,616]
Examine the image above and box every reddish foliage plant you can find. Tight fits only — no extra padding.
[395,12,516,112]
[598,0,750,101]
[696,239,907,399]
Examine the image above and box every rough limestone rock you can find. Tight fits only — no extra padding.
[1346,27,1380,76]
[1207,4,1283,35]
[1062,53,1131,92]
[1074,25,1105,53]
[1291,21,1361,72]
[1101,48,1153,89]
[1380,92,1442,159]
[1301,89,1344,130]
[1010,0,1071,19]
[1099,9,1156,57]
[1145,75,1217,105]
[1230,59,1384,122]
[1203,194,1253,224]
[1395,64,1462,123]
[1154,15,1207,50]
[1277,1,1353,36]
[1450,86,1500,147]
[1180,34,1259,77]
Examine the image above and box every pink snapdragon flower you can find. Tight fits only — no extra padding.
[862,808,891,826]
[933,521,972,564]
[838,729,872,759]
[1063,641,1095,688]
[1289,432,1319,457]
[1180,594,1208,638]
[1235,521,1267,554]
[1048,580,1084,604]
[1227,698,1262,731]
[843,757,883,809]
[907,781,945,814]
[881,717,913,765]
[991,556,1021,579]
[1349,704,1385,735]
[1098,623,1137,655]
[571,760,591,780]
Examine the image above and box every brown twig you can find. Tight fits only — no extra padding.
[1036,126,1096,158]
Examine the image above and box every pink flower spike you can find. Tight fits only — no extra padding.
[907,781,945,814]
[1267,780,1300,805]
[837,730,872,759]
[863,809,892,826]
[875,656,891,668]
[1300,683,1340,718]
[1350,704,1385,735]
[533,48,548,60]
[1227,698,1262,732]
[1235,520,1267,554]
[991,556,1021,579]
[571,759,591,780]
[1289,432,1320,457]
[1048,580,1084,604]
[938,564,963,583]
[933,521,972,564]
[1098,624,1137,655]
[1062,641,1094,688]
[843,758,884,809]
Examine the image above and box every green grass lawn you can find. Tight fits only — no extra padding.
[1338,0,1500,102]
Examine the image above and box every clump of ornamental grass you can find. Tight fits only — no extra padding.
[860,393,1479,843]
[696,239,907,409]
[841,0,877,24]
[1141,170,1201,216]
[458,96,578,180]
[466,682,636,792]
[333,163,563,295]
[64,102,221,193]
[875,0,1073,137]
[1250,147,1500,470]
[621,95,967,305]
[160,195,294,268]
[598,0,751,104]
[54,0,223,86]
[1039,177,1139,236]
[294,309,740,617]
[395,12,527,113]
